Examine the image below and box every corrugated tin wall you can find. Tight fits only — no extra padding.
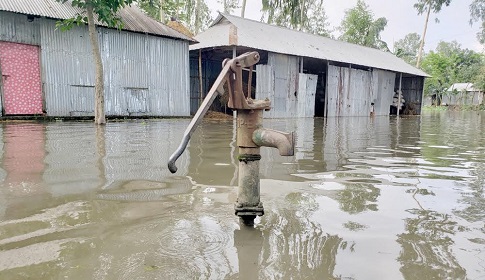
[371,69,395,116]
[256,64,274,115]
[41,18,190,117]
[441,91,484,106]
[327,65,373,117]
[256,53,298,118]
[41,20,95,116]
[270,53,299,118]
[400,76,424,115]
[297,73,318,117]
[1,13,190,117]
[0,12,40,45]
[327,65,396,117]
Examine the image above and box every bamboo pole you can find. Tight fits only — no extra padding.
[398,73,402,117]
[198,49,203,107]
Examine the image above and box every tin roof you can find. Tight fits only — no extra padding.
[0,0,195,42]
[447,83,477,92]
[191,13,429,77]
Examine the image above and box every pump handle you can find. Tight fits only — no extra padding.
[168,62,231,173]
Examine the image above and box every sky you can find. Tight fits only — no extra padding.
[205,0,483,53]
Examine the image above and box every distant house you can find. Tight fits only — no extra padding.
[189,13,429,117]
[0,0,195,117]
[442,83,483,106]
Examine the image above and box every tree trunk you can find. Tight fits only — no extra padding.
[87,3,106,125]
[299,0,305,31]
[95,125,106,188]
[159,0,165,22]
[416,1,431,68]
[195,0,201,34]
[241,0,247,17]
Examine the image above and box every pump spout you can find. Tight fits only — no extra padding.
[252,128,295,156]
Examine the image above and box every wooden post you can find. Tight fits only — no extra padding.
[0,58,5,116]
[324,61,329,118]
[398,73,402,117]
[232,46,237,118]
[198,49,203,107]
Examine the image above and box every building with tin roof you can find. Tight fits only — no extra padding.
[0,0,195,117]
[190,13,429,117]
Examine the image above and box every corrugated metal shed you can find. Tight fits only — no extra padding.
[0,0,195,42]
[191,13,429,77]
[0,11,41,45]
[447,83,477,92]
[0,10,190,117]
[38,17,190,117]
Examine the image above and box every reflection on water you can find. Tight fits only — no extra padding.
[0,111,484,279]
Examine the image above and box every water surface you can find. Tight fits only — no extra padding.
[0,111,484,279]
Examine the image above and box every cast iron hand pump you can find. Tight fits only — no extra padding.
[168,52,294,225]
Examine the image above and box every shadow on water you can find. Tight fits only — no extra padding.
[0,112,484,279]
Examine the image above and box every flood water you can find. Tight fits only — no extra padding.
[0,111,484,280]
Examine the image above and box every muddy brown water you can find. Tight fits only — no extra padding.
[0,111,484,280]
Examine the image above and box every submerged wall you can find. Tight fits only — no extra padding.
[0,11,191,117]
[326,65,397,117]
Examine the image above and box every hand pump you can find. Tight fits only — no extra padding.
[168,52,294,225]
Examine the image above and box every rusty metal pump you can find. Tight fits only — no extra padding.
[168,52,294,225]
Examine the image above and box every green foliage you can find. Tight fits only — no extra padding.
[414,0,451,14]
[261,0,331,36]
[473,64,485,91]
[138,0,212,34]
[218,0,240,14]
[338,0,388,51]
[55,0,134,30]
[421,41,484,96]
[394,33,421,65]
[470,0,485,44]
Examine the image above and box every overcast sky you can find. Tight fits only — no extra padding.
[205,0,483,53]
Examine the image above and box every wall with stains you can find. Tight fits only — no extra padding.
[327,65,397,117]
[398,76,425,115]
[372,69,396,116]
[256,52,300,118]
[326,65,373,117]
[0,11,190,117]
[441,91,483,106]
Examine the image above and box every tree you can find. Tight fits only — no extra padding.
[394,33,421,65]
[338,0,388,51]
[218,0,239,14]
[56,0,134,125]
[414,0,452,68]
[470,0,485,44]
[421,41,483,98]
[139,0,212,34]
[261,0,331,36]
[241,0,247,17]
